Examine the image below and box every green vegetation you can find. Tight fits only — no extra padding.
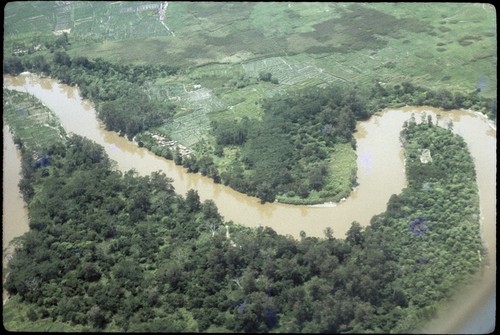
[209,85,367,203]
[4,52,494,205]
[3,295,83,332]
[3,90,67,151]
[3,3,494,331]
[3,102,485,332]
[3,1,496,203]
[3,89,68,201]
[4,2,496,97]
[278,142,357,205]
[383,117,485,318]
[4,51,178,140]
[138,78,491,204]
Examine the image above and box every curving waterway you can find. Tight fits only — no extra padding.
[3,73,496,332]
[3,124,30,305]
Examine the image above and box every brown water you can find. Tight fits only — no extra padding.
[2,74,410,240]
[2,124,29,304]
[3,74,496,331]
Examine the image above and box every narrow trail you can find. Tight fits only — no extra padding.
[159,1,175,36]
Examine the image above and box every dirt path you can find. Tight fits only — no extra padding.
[159,1,175,36]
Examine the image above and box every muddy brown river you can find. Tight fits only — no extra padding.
[3,124,30,305]
[3,73,496,332]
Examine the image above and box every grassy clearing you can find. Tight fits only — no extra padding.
[211,146,240,173]
[324,142,357,199]
[187,63,243,91]
[211,84,271,122]
[3,89,66,151]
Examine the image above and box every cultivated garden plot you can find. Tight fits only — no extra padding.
[53,1,169,41]
[162,109,210,148]
[218,88,267,120]
[150,82,228,147]
[242,56,344,87]
[3,90,66,151]
[3,2,56,35]
[212,84,278,122]
[53,2,73,33]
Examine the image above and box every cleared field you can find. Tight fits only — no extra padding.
[212,84,277,122]
[3,89,66,151]
[324,142,357,199]
[147,81,227,146]
[242,56,344,86]
[5,2,495,96]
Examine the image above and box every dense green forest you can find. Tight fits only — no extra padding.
[4,102,485,331]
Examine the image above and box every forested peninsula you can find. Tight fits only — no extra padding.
[4,88,485,332]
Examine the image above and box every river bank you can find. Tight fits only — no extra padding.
[4,74,495,243]
[2,125,30,305]
[3,73,496,332]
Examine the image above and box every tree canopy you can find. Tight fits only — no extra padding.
[4,113,484,333]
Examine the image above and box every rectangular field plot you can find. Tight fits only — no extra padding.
[161,108,211,147]
[4,2,56,35]
[150,82,228,146]
[3,90,66,151]
[242,56,345,87]
[213,84,279,122]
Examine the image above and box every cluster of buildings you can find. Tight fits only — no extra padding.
[151,133,192,156]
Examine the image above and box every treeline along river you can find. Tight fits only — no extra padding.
[3,73,496,332]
